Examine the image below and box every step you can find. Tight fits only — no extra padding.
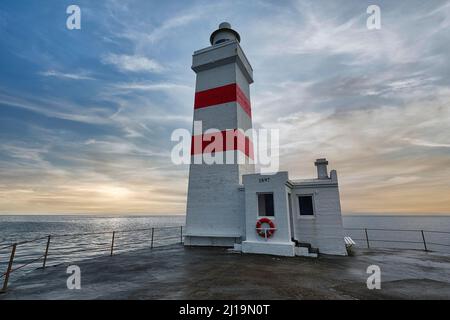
[296,242,312,250]
[293,240,319,256]
[294,247,318,258]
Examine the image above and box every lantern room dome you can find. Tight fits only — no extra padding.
[210,22,241,45]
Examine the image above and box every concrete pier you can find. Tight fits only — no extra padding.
[1,245,450,299]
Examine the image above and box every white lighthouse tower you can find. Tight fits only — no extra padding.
[184,22,254,247]
[183,23,347,257]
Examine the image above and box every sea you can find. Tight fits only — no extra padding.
[1,215,450,282]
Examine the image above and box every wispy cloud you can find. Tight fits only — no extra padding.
[405,139,450,148]
[0,91,111,125]
[101,53,164,73]
[39,70,95,80]
[113,82,191,92]
[146,12,201,43]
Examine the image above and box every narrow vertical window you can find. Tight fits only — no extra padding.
[258,193,274,216]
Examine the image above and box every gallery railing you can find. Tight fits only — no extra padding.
[0,225,184,293]
[344,227,450,252]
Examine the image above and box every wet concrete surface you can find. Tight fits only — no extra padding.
[1,245,450,300]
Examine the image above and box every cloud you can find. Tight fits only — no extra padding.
[113,81,191,92]
[146,12,200,43]
[0,144,48,162]
[102,1,214,47]
[1,0,449,214]
[101,53,164,73]
[0,128,187,214]
[0,91,111,125]
[81,138,168,158]
[39,70,95,80]
[405,139,450,148]
[256,86,450,213]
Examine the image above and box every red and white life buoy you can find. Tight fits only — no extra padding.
[256,217,275,238]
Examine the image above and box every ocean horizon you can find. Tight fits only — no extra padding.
[0,212,450,218]
[1,214,449,245]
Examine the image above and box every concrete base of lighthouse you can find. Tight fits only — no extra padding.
[241,241,295,257]
[184,235,239,247]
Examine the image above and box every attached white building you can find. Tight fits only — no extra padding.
[184,23,347,257]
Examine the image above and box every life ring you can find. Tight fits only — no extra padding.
[256,217,275,238]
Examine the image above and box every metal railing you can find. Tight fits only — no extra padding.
[344,227,450,252]
[2,226,449,293]
[0,225,184,293]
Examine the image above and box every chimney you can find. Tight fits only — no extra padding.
[314,158,329,179]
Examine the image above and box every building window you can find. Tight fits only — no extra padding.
[298,195,314,216]
[215,38,229,44]
[258,193,274,216]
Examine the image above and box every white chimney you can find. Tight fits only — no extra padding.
[314,158,329,179]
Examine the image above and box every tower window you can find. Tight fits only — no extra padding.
[214,38,229,44]
[258,193,274,217]
[298,196,314,216]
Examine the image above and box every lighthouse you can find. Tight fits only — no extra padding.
[184,22,254,247]
[183,23,347,257]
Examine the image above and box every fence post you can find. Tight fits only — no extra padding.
[151,228,154,249]
[180,226,183,244]
[421,230,428,252]
[42,235,51,268]
[110,231,115,256]
[364,228,370,248]
[1,243,17,293]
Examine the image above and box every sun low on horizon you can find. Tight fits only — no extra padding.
[0,0,449,216]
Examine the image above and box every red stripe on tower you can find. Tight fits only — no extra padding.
[191,129,254,159]
[194,83,252,117]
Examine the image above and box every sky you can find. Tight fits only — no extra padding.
[0,0,449,215]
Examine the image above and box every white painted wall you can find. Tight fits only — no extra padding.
[241,172,295,256]
[290,170,347,255]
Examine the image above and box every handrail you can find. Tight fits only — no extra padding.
[0,225,184,293]
[345,227,450,234]
[0,235,49,250]
[344,227,450,251]
[426,242,450,247]
[38,225,182,239]
[5,254,46,276]
[0,226,185,243]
